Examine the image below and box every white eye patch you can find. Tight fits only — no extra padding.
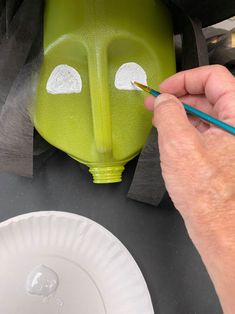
[115,62,147,91]
[46,64,82,94]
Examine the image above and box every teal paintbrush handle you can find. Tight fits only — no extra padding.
[150,89,235,135]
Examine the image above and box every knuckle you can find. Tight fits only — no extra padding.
[162,134,201,159]
[155,101,180,117]
[211,64,229,75]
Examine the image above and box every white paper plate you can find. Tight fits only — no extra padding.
[0,211,154,314]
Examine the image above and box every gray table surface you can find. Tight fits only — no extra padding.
[0,151,222,314]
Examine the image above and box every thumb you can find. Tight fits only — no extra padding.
[153,93,199,145]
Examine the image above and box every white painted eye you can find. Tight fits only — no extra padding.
[114,62,147,91]
[46,64,82,94]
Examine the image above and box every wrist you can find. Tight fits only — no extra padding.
[182,195,235,244]
[183,207,235,314]
[185,209,235,251]
[178,177,235,245]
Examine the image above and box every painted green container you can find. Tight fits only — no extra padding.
[34,0,175,183]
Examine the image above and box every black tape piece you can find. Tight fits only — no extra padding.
[0,55,42,177]
[181,17,209,69]
[0,2,6,41]
[0,0,44,176]
[0,0,44,108]
[128,128,166,207]
[33,130,57,174]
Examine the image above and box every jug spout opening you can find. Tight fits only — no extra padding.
[89,166,125,184]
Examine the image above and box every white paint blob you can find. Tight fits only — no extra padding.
[115,62,148,91]
[47,64,82,94]
[26,264,59,297]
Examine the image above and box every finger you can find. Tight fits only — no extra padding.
[179,94,213,132]
[213,90,235,126]
[144,95,155,112]
[159,65,235,105]
[179,94,213,116]
[147,93,213,132]
[153,93,199,145]
[145,91,216,132]
[146,94,213,115]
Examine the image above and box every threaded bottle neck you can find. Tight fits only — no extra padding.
[89,166,124,184]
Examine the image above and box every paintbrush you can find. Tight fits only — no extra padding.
[133,81,235,135]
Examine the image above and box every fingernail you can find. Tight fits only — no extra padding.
[154,93,179,108]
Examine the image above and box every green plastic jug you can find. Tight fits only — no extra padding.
[34,0,175,183]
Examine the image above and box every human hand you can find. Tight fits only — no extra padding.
[145,65,235,314]
[145,65,235,222]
